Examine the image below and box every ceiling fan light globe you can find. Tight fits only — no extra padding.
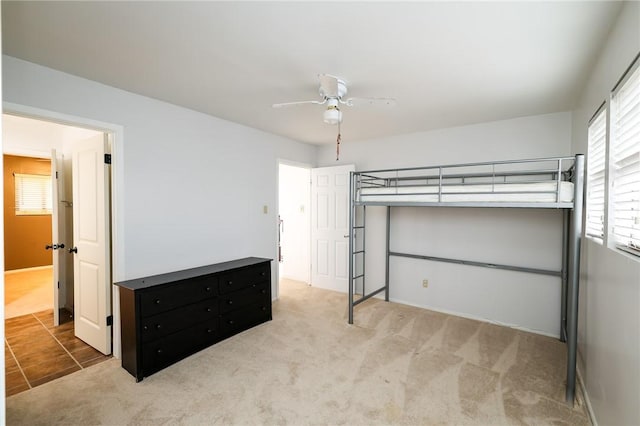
[323,108,342,125]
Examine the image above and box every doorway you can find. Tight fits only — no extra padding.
[277,163,355,297]
[277,163,311,294]
[3,114,114,395]
[3,150,55,319]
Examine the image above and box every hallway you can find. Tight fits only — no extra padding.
[4,267,110,396]
[5,309,111,396]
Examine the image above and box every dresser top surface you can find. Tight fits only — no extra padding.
[115,257,271,291]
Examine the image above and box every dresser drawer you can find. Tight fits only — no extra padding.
[140,275,218,317]
[220,301,271,336]
[218,263,269,294]
[219,282,269,314]
[141,298,219,343]
[142,318,219,376]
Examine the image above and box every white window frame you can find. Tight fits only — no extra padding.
[14,173,53,216]
[586,104,608,244]
[609,56,640,256]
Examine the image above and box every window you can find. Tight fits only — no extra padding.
[611,61,640,255]
[14,173,52,215]
[586,106,607,243]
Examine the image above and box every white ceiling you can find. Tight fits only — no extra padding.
[2,1,622,145]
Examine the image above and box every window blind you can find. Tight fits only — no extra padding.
[611,62,640,255]
[586,107,607,243]
[14,173,53,215]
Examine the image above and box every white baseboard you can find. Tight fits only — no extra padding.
[577,366,597,426]
[389,296,560,339]
[5,265,53,275]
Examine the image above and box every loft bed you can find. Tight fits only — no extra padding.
[347,154,584,405]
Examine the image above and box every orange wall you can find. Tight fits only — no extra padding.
[4,155,53,270]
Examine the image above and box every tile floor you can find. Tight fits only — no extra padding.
[5,309,111,397]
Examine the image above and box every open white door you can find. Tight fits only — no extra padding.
[311,164,354,292]
[71,134,112,355]
[51,149,66,326]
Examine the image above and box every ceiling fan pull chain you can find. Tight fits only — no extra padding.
[336,122,341,161]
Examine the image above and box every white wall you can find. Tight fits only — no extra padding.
[2,55,316,294]
[570,2,640,425]
[278,163,310,284]
[317,112,572,336]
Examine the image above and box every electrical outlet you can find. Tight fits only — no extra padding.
[422,279,429,288]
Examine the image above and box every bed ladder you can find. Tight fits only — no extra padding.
[348,201,392,324]
[348,202,366,324]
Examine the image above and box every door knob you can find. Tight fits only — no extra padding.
[68,247,78,254]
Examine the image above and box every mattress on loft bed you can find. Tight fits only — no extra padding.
[358,181,575,203]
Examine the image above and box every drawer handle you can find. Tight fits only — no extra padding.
[227,300,233,305]
[227,281,233,286]
[206,286,212,292]
[261,289,266,294]
[262,306,267,311]
[252,283,256,288]
[154,299,161,305]
[228,320,234,325]
[206,307,212,312]
[155,324,161,330]
[143,325,148,331]
[261,272,266,277]
[157,348,163,354]
[207,328,213,334]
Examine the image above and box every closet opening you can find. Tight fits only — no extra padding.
[277,162,311,298]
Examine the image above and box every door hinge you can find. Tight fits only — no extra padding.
[104,154,112,165]
[55,171,59,179]
[57,281,60,289]
[106,315,113,326]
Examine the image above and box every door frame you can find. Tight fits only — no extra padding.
[3,102,124,359]
[275,159,312,300]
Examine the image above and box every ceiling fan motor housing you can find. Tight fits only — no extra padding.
[320,79,347,99]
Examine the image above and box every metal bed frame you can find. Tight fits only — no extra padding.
[347,154,584,405]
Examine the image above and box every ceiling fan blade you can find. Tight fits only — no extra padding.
[318,74,340,98]
[272,100,325,108]
[344,97,397,107]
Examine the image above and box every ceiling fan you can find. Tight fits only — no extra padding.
[272,74,396,126]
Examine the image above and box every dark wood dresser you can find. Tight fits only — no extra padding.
[115,257,272,381]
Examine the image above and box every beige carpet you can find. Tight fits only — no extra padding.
[5,267,53,319]
[6,279,589,425]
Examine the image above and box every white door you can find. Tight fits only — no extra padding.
[71,134,112,355]
[51,149,65,326]
[311,164,354,292]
